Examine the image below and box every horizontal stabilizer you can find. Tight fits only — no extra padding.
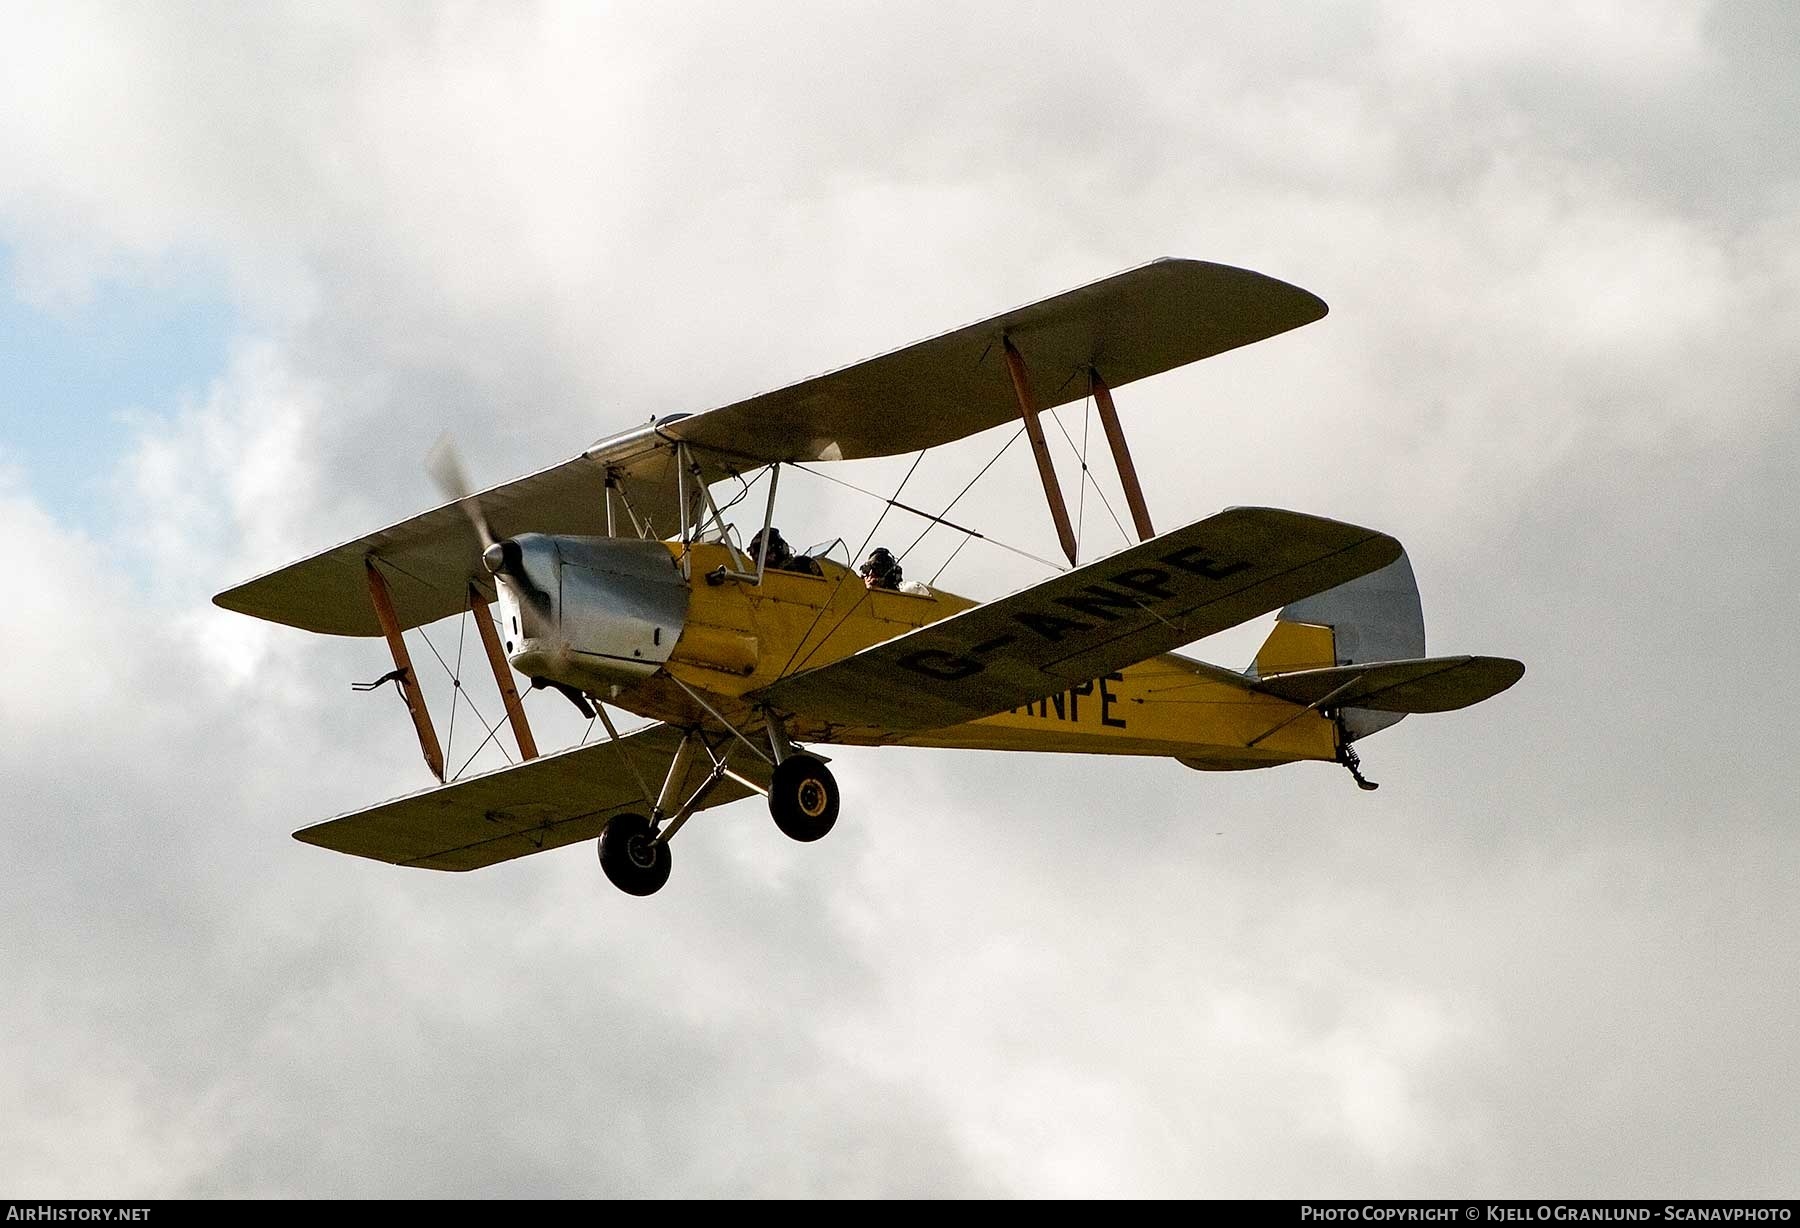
[293,722,766,871]
[756,507,1400,736]
[1251,655,1524,714]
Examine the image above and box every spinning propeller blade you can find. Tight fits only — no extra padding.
[425,432,552,621]
[426,432,496,551]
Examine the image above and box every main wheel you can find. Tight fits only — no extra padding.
[769,755,839,842]
[598,812,671,896]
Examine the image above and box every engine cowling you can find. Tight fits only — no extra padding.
[495,534,689,694]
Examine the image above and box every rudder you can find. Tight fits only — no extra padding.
[1249,552,1425,741]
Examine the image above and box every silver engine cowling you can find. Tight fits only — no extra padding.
[491,533,689,694]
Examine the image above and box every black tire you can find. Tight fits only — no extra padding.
[598,813,671,896]
[769,755,839,842]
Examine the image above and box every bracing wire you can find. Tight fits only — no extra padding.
[851,449,927,568]
[1046,402,1131,549]
[778,450,926,679]
[1075,391,1091,562]
[895,425,1026,565]
[414,621,514,778]
[444,607,468,762]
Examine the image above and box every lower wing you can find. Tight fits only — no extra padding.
[753,506,1400,738]
[293,722,767,871]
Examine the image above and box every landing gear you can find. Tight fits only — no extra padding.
[768,754,839,842]
[598,812,672,896]
[590,701,840,895]
[1336,737,1379,791]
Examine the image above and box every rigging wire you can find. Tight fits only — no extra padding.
[414,621,514,778]
[451,715,509,781]
[894,425,1026,566]
[790,425,1061,575]
[444,607,468,763]
[778,449,926,679]
[1075,390,1091,562]
[851,450,927,568]
[928,532,976,586]
[1045,401,1131,550]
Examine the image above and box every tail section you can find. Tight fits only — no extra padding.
[1250,552,1426,740]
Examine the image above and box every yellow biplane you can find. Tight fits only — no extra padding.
[216,259,1523,896]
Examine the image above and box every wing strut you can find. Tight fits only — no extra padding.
[1090,367,1156,542]
[468,584,538,762]
[365,559,446,782]
[1003,336,1079,566]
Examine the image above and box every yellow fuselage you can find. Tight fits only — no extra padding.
[610,543,1336,769]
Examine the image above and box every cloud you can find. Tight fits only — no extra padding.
[2,0,1796,1197]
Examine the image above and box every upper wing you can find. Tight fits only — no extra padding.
[293,722,766,871]
[665,258,1326,465]
[215,258,1323,637]
[1251,656,1526,713]
[754,507,1400,737]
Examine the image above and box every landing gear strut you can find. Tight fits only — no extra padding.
[588,693,843,895]
[768,754,839,842]
[1334,719,1379,792]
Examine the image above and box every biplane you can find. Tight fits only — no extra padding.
[215,259,1523,896]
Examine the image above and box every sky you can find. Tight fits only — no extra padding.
[2,0,1796,1198]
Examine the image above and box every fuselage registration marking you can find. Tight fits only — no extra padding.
[1008,673,1129,728]
[895,542,1251,683]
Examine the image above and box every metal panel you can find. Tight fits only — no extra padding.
[511,536,690,690]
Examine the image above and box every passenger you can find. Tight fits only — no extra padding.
[748,527,823,576]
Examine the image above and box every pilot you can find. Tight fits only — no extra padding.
[861,547,930,595]
[860,547,931,594]
[749,526,794,570]
[860,546,901,590]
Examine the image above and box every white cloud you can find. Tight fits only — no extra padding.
[2,0,1797,1197]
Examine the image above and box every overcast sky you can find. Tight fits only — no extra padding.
[2,0,1796,1198]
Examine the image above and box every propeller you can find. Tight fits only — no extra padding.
[427,432,553,621]
[427,432,496,551]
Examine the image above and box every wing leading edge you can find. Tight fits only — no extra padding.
[754,507,1401,738]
